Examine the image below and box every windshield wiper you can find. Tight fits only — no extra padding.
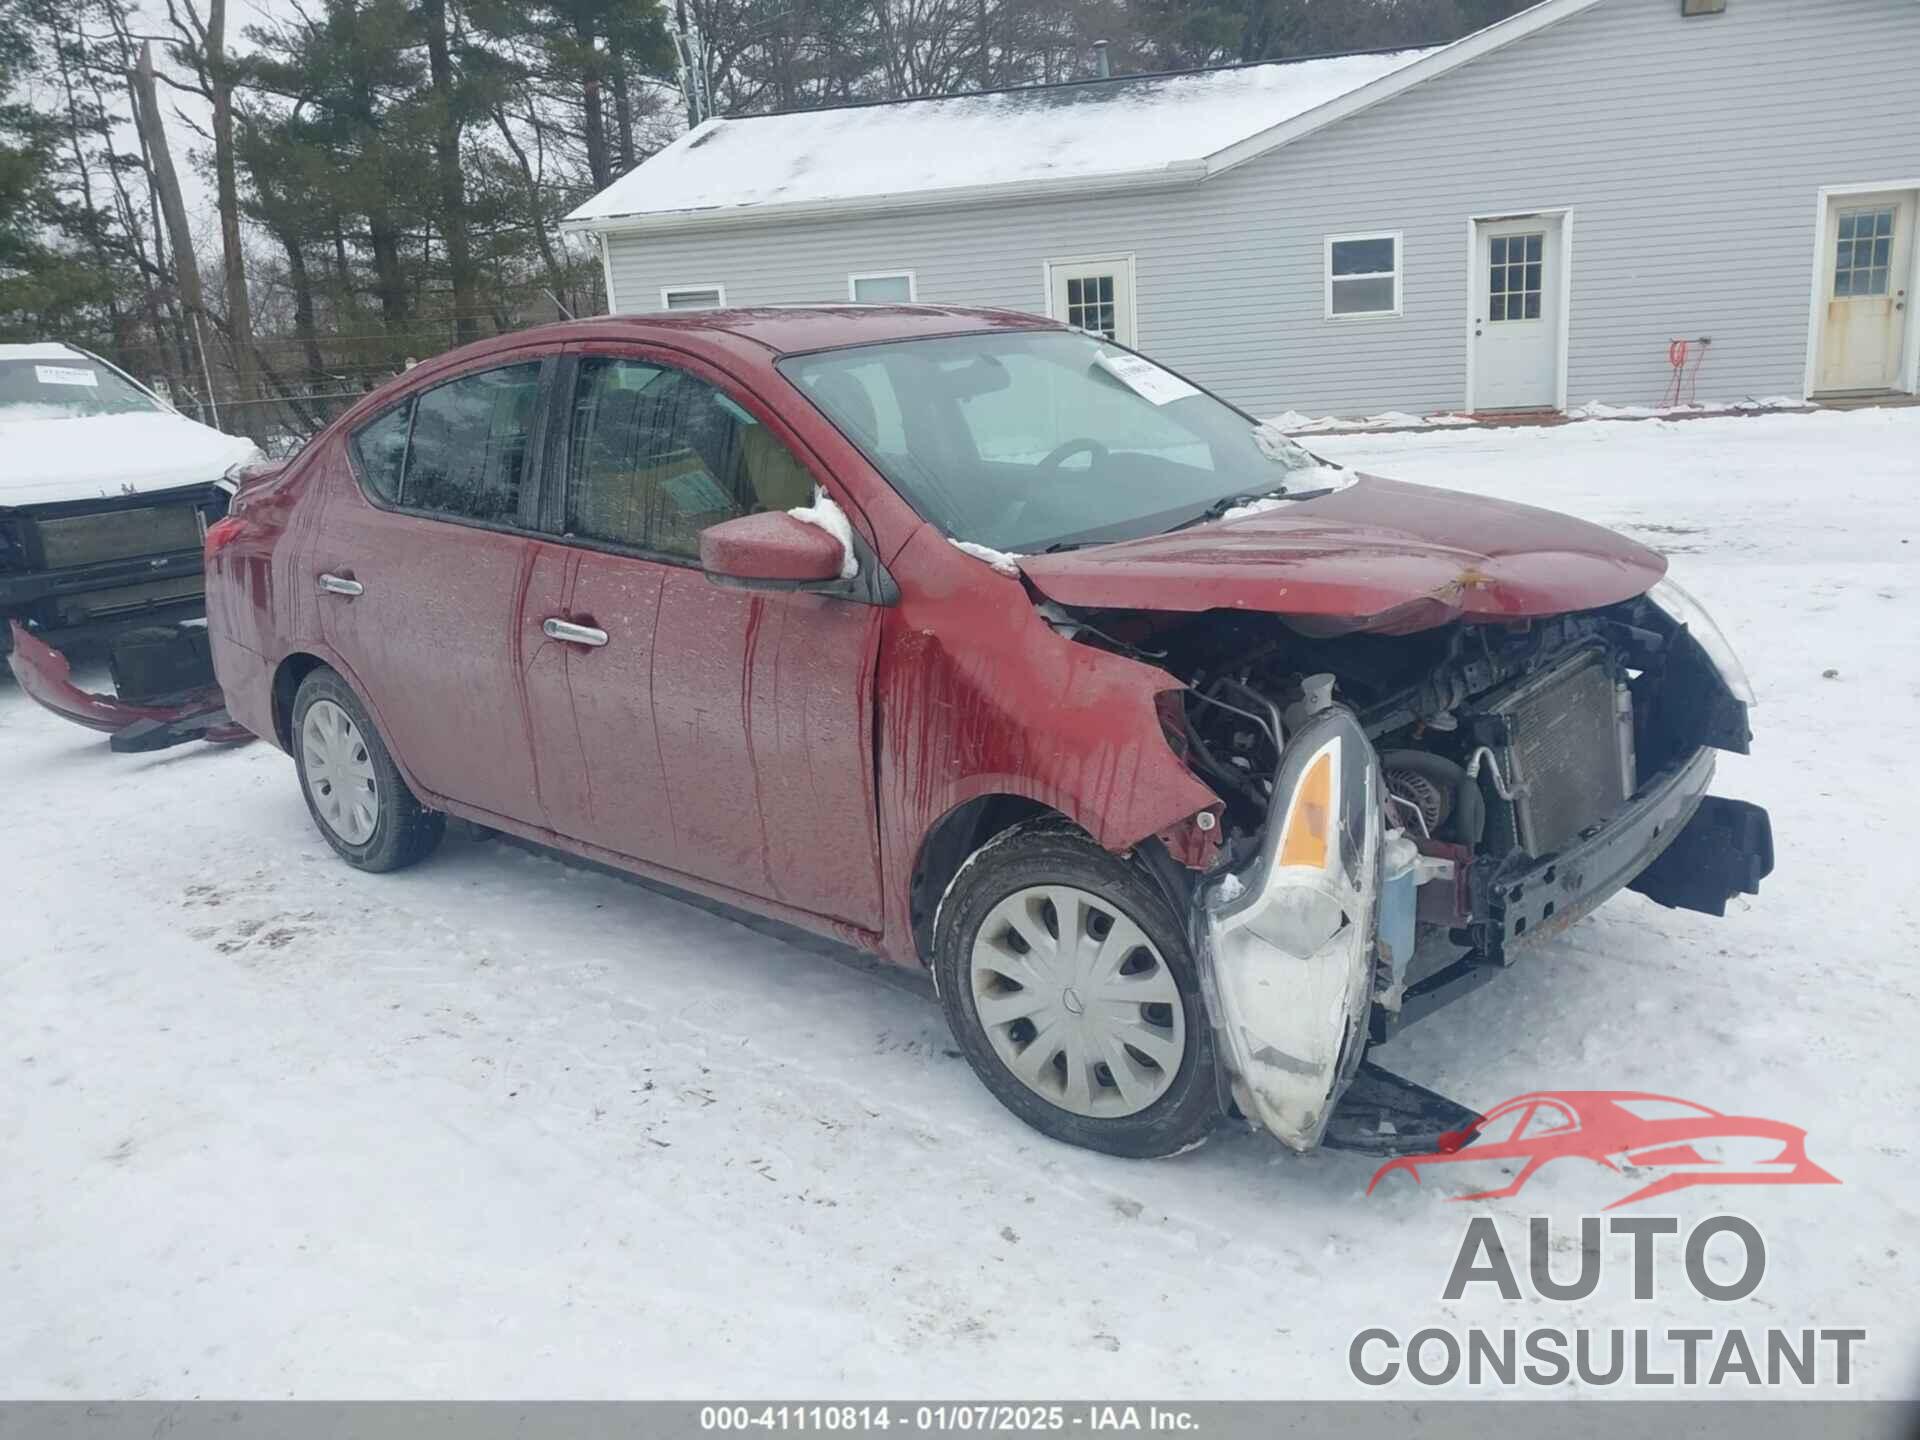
[1167,488,1289,533]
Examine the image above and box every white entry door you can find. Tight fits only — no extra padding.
[1815,190,1915,394]
[1472,216,1564,411]
[1046,256,1136,347]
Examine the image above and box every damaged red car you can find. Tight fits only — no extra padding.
[199,307,1773,1159]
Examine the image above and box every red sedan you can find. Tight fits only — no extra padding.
[200,306,1772,1159]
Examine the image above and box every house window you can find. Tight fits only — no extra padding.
[1834,207,1896,298]
[1680,0,1726,16]
[849,271,915,303]
[1488,233,1544,321]
[661,285,725,310]
[1065,274,1117,337]
[1326,233,1401,317]
[1045,256,1137,346]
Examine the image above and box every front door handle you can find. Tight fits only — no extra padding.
[317,573,363,596]
[543,617,609,648]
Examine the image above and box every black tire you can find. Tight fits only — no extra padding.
[291,666,444,873]
[933,820,1220,1158]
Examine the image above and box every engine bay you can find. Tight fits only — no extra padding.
[1046,590,1753,973]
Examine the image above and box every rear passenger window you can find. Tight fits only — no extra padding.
[565,357,815,560]
[351,402,411,503]
[401,363,542,523]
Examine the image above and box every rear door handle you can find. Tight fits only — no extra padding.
[318,573,363,596]
[543,617,609,647]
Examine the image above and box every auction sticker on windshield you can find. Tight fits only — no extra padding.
[1096,352,1199,406]
[34,365,99,387]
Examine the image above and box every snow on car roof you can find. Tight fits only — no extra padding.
[567,48,1434,227]
[0,342,87,361]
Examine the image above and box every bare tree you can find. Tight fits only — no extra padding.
[132,40,212,389]
[164,0,261,429]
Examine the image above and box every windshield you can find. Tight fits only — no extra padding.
[0,357,165,421]
[778,330,1332,552]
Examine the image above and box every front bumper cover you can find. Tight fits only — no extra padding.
[5,619,249,747]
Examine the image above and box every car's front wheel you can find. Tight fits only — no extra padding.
[933,821,1220,1158]
[292,667,443,872]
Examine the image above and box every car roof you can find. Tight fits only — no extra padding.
[330,304,1069,435]
[485,304,1059,362]
[676,303,1063,355]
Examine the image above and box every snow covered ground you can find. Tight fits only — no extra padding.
[3,408,1917,1400]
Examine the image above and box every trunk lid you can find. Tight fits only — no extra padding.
[1017,474,1665,634]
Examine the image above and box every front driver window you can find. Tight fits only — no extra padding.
[565,356,815,560]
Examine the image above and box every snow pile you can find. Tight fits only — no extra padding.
[947,539,1025,576]
[568,50,1434,224]
[1268,409,1478,434]
[1268,396,1818,435]
[787,486,858,580]
[1567,397,1815,421]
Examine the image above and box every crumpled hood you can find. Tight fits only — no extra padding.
[1017,474,1666,635]
[0,411,261,507]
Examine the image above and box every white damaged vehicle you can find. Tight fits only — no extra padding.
[1,343,260,656]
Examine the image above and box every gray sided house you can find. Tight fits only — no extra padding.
[566,0,1920,420]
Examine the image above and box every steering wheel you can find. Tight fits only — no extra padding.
[1039,438,1110,471]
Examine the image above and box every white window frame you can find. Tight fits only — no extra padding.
[847,270,917,303]
[659,283,726,310]
[1324,231,1403,320]
[1040,253,1139,348]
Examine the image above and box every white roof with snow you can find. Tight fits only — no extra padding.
[0,342,90,361]
[567,48,1434,231]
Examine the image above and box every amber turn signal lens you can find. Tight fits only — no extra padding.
[1277,746,1333,869]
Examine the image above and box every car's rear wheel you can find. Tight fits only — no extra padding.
[292,667,443,872]
[933,820,1219,1158]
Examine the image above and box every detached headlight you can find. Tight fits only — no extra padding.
[1203,705,1382,1150]
[1649,576,1755,706]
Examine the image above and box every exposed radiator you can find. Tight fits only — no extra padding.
[32,503,204,570]
[1486,649,1635,859]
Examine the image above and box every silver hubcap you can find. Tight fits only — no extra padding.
[301,699,380,845]
[969,884,1186,1118]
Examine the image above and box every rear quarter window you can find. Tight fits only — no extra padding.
[351,402,411,504]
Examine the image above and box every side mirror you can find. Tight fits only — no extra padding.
[700,511,846,586]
